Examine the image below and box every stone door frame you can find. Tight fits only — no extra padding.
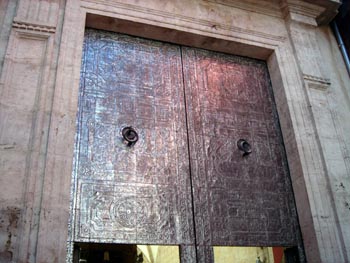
[5,1,345,262]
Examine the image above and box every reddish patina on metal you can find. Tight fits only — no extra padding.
[182,47,301,261]
[72,29,302,262]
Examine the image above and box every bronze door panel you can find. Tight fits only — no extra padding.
[73,29,302,262]
[182,47,300,261]
[73,29,195,246]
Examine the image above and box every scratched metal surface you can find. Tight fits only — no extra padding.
[72,29,302,262]
[182,47,301,252]
[72,29,195,246]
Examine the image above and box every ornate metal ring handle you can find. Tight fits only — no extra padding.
[122,126,139,146]
[237,139,252,156]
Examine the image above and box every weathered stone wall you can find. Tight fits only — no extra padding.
[0,0,67,262]
[0,0,349,262]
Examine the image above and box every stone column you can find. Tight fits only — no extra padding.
[282,0,349,262]
[0,0,66,262]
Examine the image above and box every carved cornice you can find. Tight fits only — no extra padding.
[285,1,325,18]
[304,74,331,90]
[282,0,324,26]
[282,0,340,26]
[206,0,340,25]
[12,20,56,34]
[304,0,340,25]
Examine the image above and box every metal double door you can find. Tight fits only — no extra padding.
[72,29,300,262]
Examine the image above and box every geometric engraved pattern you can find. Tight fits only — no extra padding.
[73,29,301,262]
[73,29,194,246]
[182,48,301,252]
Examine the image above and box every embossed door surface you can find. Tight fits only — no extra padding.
[182,48,300,261]
[73,29,301,262]
[73,30,195,249]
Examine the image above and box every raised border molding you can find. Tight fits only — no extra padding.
[12,20,56,34]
